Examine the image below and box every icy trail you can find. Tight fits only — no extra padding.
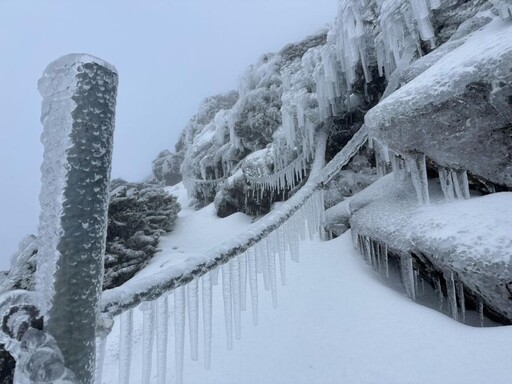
[100,201,512,383]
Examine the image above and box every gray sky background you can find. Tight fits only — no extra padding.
[0,0,337,270]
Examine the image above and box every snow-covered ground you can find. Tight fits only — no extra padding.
[100,184,512,384]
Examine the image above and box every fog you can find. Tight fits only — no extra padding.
[0,0,337,270]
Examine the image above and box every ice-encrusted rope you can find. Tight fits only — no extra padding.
[100,125,368,316]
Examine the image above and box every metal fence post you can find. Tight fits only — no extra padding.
[36,54,118,383]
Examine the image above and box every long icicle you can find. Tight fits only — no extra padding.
[202,273,213,369]
[457,280,466,324]
[239,251,248,311]
[222,264,234,349]
[278,226,287,285]
[187,279,199,361]
[140,301,155,384]
[247,247,259,325]
[95,337,107,384]
[118,309,134,384]
[231,258,242,340]
[175,286,186,384]
[267,240,278,309]
[155,295,169,384]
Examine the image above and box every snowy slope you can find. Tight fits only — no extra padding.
[100,187,512,384]
[130,183,253,282]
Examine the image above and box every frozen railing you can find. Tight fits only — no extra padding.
[96,126,368,384]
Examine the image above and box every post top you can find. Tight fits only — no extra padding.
[38,53,117,97]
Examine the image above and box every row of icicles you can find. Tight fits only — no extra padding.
[370,137,472,205]
[95,191,325,384]
[354,233,486,327]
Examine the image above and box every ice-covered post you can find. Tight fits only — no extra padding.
[36,54,118,383]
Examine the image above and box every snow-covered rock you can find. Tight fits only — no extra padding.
[349,179,512,323]
[366,16,512,189]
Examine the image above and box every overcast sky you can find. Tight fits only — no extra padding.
[0,0,337,270]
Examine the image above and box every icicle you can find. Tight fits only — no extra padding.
[383,244,389,278]
[288,215,300,263]
[407,153,430,204]
[478,298,484,327]
[268,245,278,309]
[95,337,107,384]
[400,253,416,301]
[222,264,233,349]
[259,240,270,291]
[175,286,186,384]
[444,270,458,321]
[239,252,248,311]
[231,258,242,340]
[434,276,444,311]
[155,295,168,384]
[118,309,134,384]
[187,279,199,361]
[456,281,466,324]
[438,166,455,201]
[277,227,287,285]
[456,170,470,199]
[202,273,213,369]
[450,169,464,199]
[362,236,371,264]
[247,247,259,325]
[211,267,220,285]
[140,301,155,384]
[376,242,383,274]
[305,198,316,241]
[391,153,407,182]
[298,209,307,241]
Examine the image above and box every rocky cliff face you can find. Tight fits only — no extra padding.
[153,0,512,323]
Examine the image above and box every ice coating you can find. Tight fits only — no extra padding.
[37,53,118,382]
